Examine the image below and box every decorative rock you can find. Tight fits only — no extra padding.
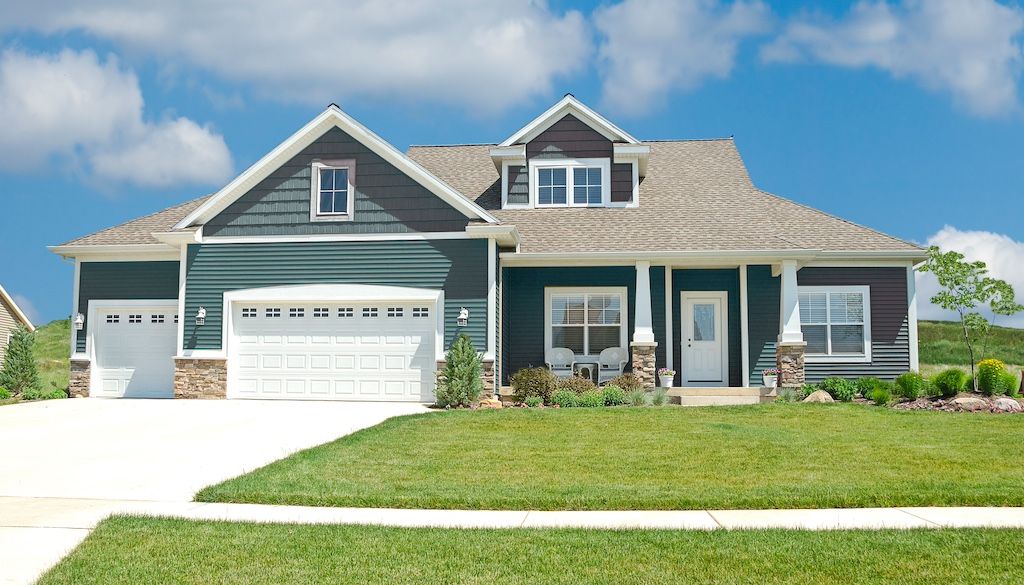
[803,390,834,403]
[477,397,503,409]
[950,396,987,411]
[993,397,1023,413]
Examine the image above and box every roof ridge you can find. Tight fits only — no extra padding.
[754,188,924,251]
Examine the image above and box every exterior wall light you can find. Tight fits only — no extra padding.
[73,313,85,331]
[195,306,207,326]
[457,307,469,327]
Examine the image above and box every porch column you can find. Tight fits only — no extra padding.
[776,259,806,388]
[631,261,658,388]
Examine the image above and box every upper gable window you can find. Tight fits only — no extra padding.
[530,158,610,208]
[311,159,355,221]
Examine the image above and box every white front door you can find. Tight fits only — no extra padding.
[681,292,728,386]
[91,303,178,398]
[228,302,437,402]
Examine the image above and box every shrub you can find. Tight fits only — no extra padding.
[510,367,558,404]
[22,387,67,401]
[932,368,969,398]
[650,388,668,406]
[602,385,626,406]
[775,387,803,403]
[434,334,483,408]
[552,389,579,408]
[577,389,605,408]
[0,387,10,400]
[609,373,643,393]
[977,359,1007,396]
[800,383,818,396]
[627,389,647,406]
[894,372,926,401]
[855,377,884,398]
[524,396,543,408]
[0,326,40,397]
[819,377,856,402]
[870,385,893,406]
[557,374,597,395]
[999,370,1021,397]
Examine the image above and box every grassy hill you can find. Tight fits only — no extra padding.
[33,319,70,391]
[919,320,1023,376]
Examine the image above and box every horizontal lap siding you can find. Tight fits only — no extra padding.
[673,269,742,387]
[183,240,487,353]
[798,267,911,381]
[506,165,528,205]
[746,265,780,382]
[205,127,469,236]
[611,163,633,203]
[527,114,613,160]
[0,298,19,361]
[502,266,640,385]
[76,262,181,353]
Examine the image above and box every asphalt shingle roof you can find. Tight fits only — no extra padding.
[60,196,210,247]
[407,140,922,254]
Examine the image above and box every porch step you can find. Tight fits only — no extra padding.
[669,387,776,407]
[669,387,765,397]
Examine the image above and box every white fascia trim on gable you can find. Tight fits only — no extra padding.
[0,283,34,332]
[500,95,641,146]
[200,231,476,245]
[175,106,498,230]
[465,225,520,249]
[614,144,650,177]
[49,244,181,262]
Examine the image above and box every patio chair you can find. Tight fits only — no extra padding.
[596,347,629,385]
[545,347,576,379]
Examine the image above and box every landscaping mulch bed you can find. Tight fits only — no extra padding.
[893,394,1024,413]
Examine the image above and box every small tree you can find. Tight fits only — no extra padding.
[435,334,483,408]
[0,325,41,396]
[919,246,1023,391]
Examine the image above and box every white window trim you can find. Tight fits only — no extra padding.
[798,285,872,363]
[310,159,356,222]
[544,286,628,361]
[529,158,612,208]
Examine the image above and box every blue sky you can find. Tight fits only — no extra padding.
[1,0,1023,326]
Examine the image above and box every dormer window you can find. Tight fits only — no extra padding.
[531,159,610,208]
[311,159,355,221]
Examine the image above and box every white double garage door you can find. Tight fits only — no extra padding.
[90,286,440,402]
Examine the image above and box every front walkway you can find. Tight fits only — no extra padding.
[0,399,428,585]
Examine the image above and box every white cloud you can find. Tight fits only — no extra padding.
[0,1,590,114]
[594,0,770,115]
[762,0,1024,117]
[917,226,1024,328]
[0,48,232,187]
[10,294,39,325]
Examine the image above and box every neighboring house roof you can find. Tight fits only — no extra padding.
[59,196,211,247]
[0,283,35,332]
[406,140,923,255]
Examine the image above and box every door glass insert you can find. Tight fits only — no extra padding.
[693,303,716,341]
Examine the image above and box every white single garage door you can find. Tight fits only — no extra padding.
[228,301,436,402]
[91,304,177,398]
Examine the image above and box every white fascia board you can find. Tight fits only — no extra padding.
[465,225,520,248]
[175,106,497,229]
[151,230,200,246]
[200,231,474,245]
[500,250,822,267]
[0,283,34,331]
[499,95,641,146]
[49,244,180,262]
[614,144,650,176]
[812,249,928,262]
[488,145,526,158]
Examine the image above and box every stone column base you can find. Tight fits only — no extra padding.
[630,342,658,389]
[69,359,90,398]
[435,359,496,400]
[174,358,228,399]
[776,342,807,388]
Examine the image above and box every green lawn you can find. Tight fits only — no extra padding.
[33,319,70,392]
[39,517,1024,585]
[919,319,1024,374]
[198,405,1024,510]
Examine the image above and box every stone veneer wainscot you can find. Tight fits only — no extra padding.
[174,358,228,399]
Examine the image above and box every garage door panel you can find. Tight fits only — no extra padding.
[228,301,435,402]
[93,307,177,398]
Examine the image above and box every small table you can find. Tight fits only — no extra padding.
[573,362,598,384]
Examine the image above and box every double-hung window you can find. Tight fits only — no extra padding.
[545,288,627,357]
[311,160,355,221]
[799,286,871,361]
[533,159,609,207]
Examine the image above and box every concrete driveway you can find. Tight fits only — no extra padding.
[0,398,428,584]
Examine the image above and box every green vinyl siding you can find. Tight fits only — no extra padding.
[500,265,667,385]
[205,127,470,237]
[673,268,742,387]
[746,265,780,383]
[76,261,180,353]
[651,266,667,369]
[182,240,487,352]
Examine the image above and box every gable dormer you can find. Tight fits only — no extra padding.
[491,95,649,209]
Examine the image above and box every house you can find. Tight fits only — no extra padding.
[51,95,926,401]
[0,283,35,361]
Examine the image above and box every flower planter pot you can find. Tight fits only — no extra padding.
[659,375,674,388]
[762,374,777,389]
